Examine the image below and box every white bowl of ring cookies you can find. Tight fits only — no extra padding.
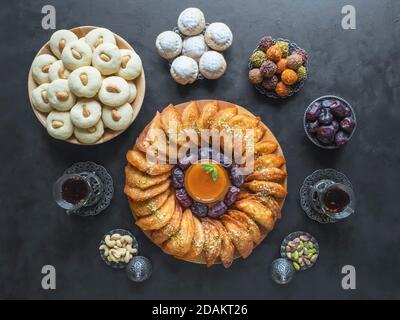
[28,26,145,145]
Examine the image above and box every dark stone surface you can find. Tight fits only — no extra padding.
[0,0,399,299]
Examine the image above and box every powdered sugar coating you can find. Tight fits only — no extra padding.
[170,55,199,85]
[156,31,183,60]
[182,35,208,61]
[199,51,226,79]
[177,8,206,36]
[204,22,233,51]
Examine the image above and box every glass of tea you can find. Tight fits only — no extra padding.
[53,173,94,212]
[309,180,355,220]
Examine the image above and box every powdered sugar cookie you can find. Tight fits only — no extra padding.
[102,103,134,131]
[204,22,233,51]
[47,111,74,140]
[177,8,205,36]
[117,49,142,80]
[68,66,102,98]
[47,79,76,111]
[92,43,122,76]
[61,39,92,71]
[85,27,116,50]
[31,54,57,85]
[70,99,102,128]
[199,51,227,79]
[31,83,52,113]
[182,35,207,61]
[74,120,104,144]
[98,76,130,107]
[170,55,198,85]
[49,29,78,59]
[127,81,137,103]
[155,31,183,60]
[48,60,70,81]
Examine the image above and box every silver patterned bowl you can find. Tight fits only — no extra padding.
[248,38,309,99]
[99,229,138,269]
[280,231,319,271]
[304,95,357,149]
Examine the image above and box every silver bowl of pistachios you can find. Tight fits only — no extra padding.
[99,229,139,269]
[280,231,319,271]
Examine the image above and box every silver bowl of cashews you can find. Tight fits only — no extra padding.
[99,229,138,269]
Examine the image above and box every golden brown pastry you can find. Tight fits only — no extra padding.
[235,199,276,231]
[160,104,182,136]
[244,180,287,199]
[245,167,287,183]
[182,216,205,260]
[221,215,253,258]
[125,165,170,190]
[128,189,170,217]
[135,112,168,158]
[135,193,175,230]
[201,218,222,267]
[235,192,282,220]
[228,114,260,130]
[152,204,182,245]
[228,210,262,244]
[211,106,238,130]
[124,180,170,202]
[254,154,286,170]
[211,220,235,268]
[197,101,219,129]
[254,140,278,156]
[255,195,282,219]
[163,208,195,257]
[126,148,173,175]
[181,101,199,128]
[254,125,267,143]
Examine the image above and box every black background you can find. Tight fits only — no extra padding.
[0,0,399,300]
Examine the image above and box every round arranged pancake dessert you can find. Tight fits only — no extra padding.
[124,100,287,268]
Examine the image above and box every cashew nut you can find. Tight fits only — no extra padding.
[105,235,116,247]
[110,233,121,241]
[122,235,133,244]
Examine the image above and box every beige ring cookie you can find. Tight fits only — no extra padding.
[127,82,137,103]
[48,60,70,81]
[117,49,142,80]
[98,76,130,107]
[102,103,134,131]
[31,54,57,85]
[68,66,102,98]
[85,27,116,50]
[70,99,102,128]
[74,120,104,144]
[31,83,52,113]
[47,111,74,140]
[49,29,78,59]
[61,39,92,71]
[47,79,76,111]
[92,43,122,76]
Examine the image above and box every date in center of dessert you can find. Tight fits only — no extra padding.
[184,160,230,204]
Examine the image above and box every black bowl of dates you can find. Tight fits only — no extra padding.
[304,95,356,149]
